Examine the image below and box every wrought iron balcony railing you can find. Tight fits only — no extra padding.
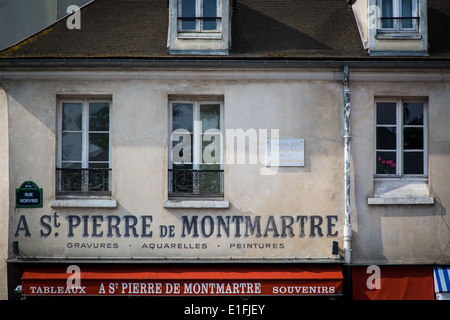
[168,169,224,198]
[56,168,111,195]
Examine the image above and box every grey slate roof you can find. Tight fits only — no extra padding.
[230,0,366,58]
[428,0,450,58]
[0,0,449,60]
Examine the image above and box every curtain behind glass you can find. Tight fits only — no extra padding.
[401,0,413,28]
[381,0,394,29]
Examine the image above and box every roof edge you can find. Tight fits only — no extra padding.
[0,57,449,69]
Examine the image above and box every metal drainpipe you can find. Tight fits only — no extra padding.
[343,66,352,264]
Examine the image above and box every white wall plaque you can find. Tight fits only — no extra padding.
[266,138,304,167]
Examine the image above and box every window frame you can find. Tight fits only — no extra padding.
[56,99,112,196]
[168,99,224,199]
[177,0,222,37]
[377,0,419,34]
[374,98,428,179]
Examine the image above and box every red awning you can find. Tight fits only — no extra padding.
[22,264,343,297]
[352,265,434,300]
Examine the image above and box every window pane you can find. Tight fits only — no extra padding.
[381,0,393,28]
[376,127,396,149]
[62,132,82,161]
[181,0,196,30]
[203,0,217,30]
[62,162,81,169]
[201,133,220,164]
[173,163,193,170]
[376,102,396,125]
[62,103,82,131]
[404,127,423,149]
[401,0,413,28]
[200,104,220,165]
[200,104,220,132]
[172,103,193,132]
[403,102,423,125]
[376,151,397,175]
[89,133,109,161]
[404,151,424,174]
[200,163,220,170]
[89,103,110,131]
[172,103,193,166]
[89,162,109,169]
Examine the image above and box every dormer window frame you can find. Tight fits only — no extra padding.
[368,0,428,56]
[168,0,231,55]
[177,0,223,38]
[377,0,420,34]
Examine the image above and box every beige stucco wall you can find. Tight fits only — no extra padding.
[2,71,345,264]
[350,72,450,264]
[2,67,449,286]
[0,87,9,299]
[374,39,424,52]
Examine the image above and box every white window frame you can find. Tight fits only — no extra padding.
[56,99,112,194]
[377,0,419,33]
[169,99,224,170]
[168,99,224,198]
[177,0,222,37]
[374,98,428,179]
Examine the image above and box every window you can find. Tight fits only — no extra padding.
[378,0,419,32]
[368,0,427,56]
[369,99,433,205]
[375,99,427,177]
[169,99,223,198]
[178,0,221,33]
[168,0,230,54]
[56,100,111,196]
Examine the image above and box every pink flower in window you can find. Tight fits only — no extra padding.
[377,156,396,174]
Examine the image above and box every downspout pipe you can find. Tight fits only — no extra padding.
[343,66,352,265]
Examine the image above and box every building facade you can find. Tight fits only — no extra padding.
[0,0,449,300]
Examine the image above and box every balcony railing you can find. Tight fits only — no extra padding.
[56,168,111,195]
[168,169,224,198]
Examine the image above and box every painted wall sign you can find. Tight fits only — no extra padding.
[266,139,304,167]
[15,181,43,208]
[11,212,340,261]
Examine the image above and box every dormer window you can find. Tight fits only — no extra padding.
[179,0,221,32]
[366,0,428,56]
[168,0,231,55]
[378,0,419,33]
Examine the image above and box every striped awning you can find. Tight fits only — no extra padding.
[434,266,450,293]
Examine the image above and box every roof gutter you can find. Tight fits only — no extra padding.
[0,58,449,69]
